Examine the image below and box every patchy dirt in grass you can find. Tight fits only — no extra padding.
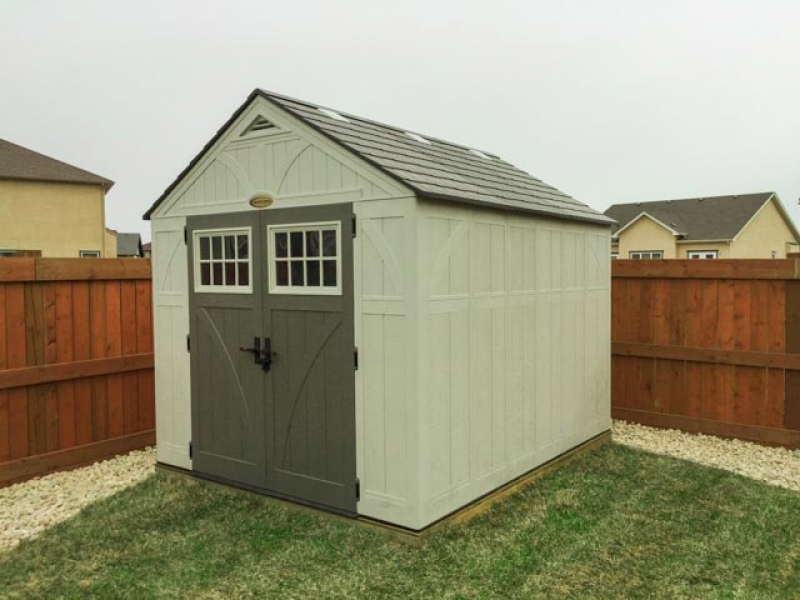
[613,420,800,493]
[0,447,155,553]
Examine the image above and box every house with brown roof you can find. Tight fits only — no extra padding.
[604,192,800,259]
[0,138,114,257]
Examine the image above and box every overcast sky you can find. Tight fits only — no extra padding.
[2,0,799,241]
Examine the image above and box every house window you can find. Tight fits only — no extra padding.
[687,250,718,259]
[268,222,341,295]
[193,228,252,293]
[611,253,619,260]
[79,250,101,258]
[629,251,663,260]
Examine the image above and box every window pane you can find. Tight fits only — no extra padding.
[199,237,210,260]
[200,263,211,286]
[276,261,288,286]
[322,230,337,256]
[224,262,236,285]
[290,231,303,257]
[212,236,222,259]
[237,235,249,259]
[323,260,337,287]
[238,262,249,286]
[275,232,288,258]
[291,260,304,286]
[307,260,320,286]
[225,235,236,259]
[306,231,320,257]
[212,262,223,285]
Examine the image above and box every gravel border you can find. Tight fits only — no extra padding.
[0,447,156,553]
[613,420,800,493]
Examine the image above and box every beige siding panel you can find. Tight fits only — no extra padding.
[418,201,611,528]
[731,199,800,258]
[0,181,106,257]
[617,215,676,259]
[353,197,419,529]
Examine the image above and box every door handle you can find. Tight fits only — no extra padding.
[239,337,263,365]
[239,337,275,372]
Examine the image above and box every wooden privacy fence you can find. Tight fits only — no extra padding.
[612,259,800,447]
[0,258,155,486]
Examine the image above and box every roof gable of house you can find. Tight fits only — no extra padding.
[0,139,113,189]
[116,233,142,257]
[605,193,778,241]
[145,89,612,225]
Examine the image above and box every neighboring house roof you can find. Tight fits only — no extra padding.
[142,242,151,253]
[145,89,612,225]
[0,138,113,190]
[116,233,143,257]
[604,192,797,242]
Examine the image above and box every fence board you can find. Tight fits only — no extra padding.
[0,259,155,486]
[612,259,800,448]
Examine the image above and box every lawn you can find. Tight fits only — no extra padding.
[2,444,799,599]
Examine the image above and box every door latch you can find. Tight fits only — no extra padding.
[239,337,275,372]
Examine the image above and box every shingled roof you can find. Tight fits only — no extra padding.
[0,138,113,189]
[145,89,611,224]
[604,193,785,241]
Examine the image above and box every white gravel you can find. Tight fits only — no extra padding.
[613,420,800,493]
[0,447,155,553]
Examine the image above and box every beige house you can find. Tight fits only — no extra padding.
[0,138,114,257]
[605,192,800,259]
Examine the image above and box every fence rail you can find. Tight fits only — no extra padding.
[0,258,155,486]
[611,259,800,447]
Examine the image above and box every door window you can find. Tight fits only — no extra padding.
[193,228,252,293]
[268,222,342,295]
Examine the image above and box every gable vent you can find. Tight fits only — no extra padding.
[242,116,277,135]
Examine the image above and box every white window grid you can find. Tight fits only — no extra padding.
[193,227,253,294]
[687,250,718,259]
[80,250,101,258]
[267,222,342,295]
[629,251,664,260]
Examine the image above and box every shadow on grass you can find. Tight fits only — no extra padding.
[2,444,799,599]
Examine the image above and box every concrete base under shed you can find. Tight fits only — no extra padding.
[155,430,611,543]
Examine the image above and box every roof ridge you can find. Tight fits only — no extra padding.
[257,88,499,156]
[607,191,774,208]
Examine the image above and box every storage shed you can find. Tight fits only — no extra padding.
[144,89,614,531]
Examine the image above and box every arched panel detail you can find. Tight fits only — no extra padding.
[362,219,404,297]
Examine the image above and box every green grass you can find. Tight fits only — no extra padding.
[2,444,799,599]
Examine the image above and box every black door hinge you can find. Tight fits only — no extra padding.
[184,226,188,244]
[355,478,360,501]
[354,347,358,370]
[189,441,193,459]
[351,214,357,238]
[186,334,190,352]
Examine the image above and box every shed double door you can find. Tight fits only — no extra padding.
[187,204,356,514]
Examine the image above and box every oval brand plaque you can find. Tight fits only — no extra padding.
[249,194,274,209]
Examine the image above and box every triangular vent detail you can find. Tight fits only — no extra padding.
[242,115,277,136]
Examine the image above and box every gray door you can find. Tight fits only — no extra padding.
[187,211,265,488]
[187,204,356,514]
[262,204,356,514]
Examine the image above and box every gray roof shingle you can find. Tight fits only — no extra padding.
[263,91,612,224]
[604,193,776,241]
[116,233,143,257]
[0,139,113,189]
[145,90,611,224]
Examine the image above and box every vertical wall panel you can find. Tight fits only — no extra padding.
[418,202,611,528]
